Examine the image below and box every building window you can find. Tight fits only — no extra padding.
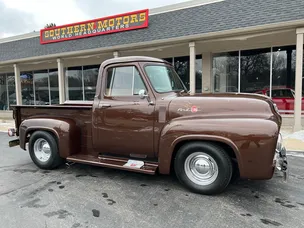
[213,46,303,96]
[34,70,50,105]
[66,66,83,101]
[1,64,100,107]
[49,69,59,104]
[83,65,99,100]
[174,56,190,90]
[20,71,34,105]
[0,74,8,110]
[213,51,239,92]
[163,58,173,65]
[7,74,16,109]
[213,45,304,114]
[162,55,202,93]
[240,48,271,93]
[195,55,203,93]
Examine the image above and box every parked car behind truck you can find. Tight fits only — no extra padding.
[255,87,304,114]
[8,56,288,195]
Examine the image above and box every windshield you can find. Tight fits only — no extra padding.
[145,65,187,93]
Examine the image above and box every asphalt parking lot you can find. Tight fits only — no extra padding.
[0,133,304,228]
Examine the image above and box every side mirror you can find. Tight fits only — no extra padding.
[138,89,154,106]
[139,89,148,99]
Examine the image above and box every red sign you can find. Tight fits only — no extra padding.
[40,9,149,44]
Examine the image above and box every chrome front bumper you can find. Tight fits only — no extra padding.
[274,134,288,181]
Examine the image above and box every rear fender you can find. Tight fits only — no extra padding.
[19,118,81,158]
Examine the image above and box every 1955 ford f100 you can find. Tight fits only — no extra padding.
[8,56,288,195]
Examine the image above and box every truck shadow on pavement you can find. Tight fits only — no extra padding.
[54,162,286,196]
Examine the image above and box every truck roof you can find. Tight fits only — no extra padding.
[100,56,170,68]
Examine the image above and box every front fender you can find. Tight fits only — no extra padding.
[158,118,279,179]
[19,117,81,158]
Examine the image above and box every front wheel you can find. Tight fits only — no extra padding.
[174,142,233,195]
[29,131,64,170]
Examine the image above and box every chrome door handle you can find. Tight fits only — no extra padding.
[99,103,111,108]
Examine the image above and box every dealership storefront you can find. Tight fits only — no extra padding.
[0,0,304,131]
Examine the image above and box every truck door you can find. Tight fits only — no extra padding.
[92,64,156,159]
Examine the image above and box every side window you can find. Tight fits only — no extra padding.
[105,66,146,96]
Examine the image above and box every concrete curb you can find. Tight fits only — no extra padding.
[281,130,304,152]
[287,151,304,158]
[0,121,15,133]
[288,150,304,153]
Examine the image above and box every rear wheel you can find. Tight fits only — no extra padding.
[29,131,64,170]
[174,142,233,195]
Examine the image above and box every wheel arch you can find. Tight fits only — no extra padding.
[19,118,81,158]
[26,128,59,145]
[159,135,242,176]
[170,139,239,174]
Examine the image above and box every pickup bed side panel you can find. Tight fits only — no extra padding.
[158,118,279,180]
[19,118,81,158]
[13,105,93,155]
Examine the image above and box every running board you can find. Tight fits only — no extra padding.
[66,154,158,175]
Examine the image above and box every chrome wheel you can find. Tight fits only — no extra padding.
[184,152,219,186]
[33,138,51,163]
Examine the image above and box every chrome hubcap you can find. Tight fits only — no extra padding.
[33,138,51,162]
[184,152,219,186]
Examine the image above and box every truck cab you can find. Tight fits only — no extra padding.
[9,56,288,195]
[91,57,178,159]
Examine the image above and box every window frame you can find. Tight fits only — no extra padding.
[103,64,147,98]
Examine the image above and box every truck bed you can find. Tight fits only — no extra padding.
[12,101,93,152]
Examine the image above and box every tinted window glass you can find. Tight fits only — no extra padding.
[0,74,7,110]
[49,69,59,104]
[66,66,83,100]
[7,74,16,109]
[34,70,49,105]
[241,48,271,93]
[20,71,34,105]
[83,65,99,100]
[213,52,239,93]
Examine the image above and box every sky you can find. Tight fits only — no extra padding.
[0,0,190,38]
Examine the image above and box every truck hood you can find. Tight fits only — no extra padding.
[168,92,281,124]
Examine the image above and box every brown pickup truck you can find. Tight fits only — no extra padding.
[8,56,288,195]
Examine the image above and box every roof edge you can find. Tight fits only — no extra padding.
[149,0,225,15]
[0,0,224,43]
[1,19,304,66]
[0,31,39,44]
